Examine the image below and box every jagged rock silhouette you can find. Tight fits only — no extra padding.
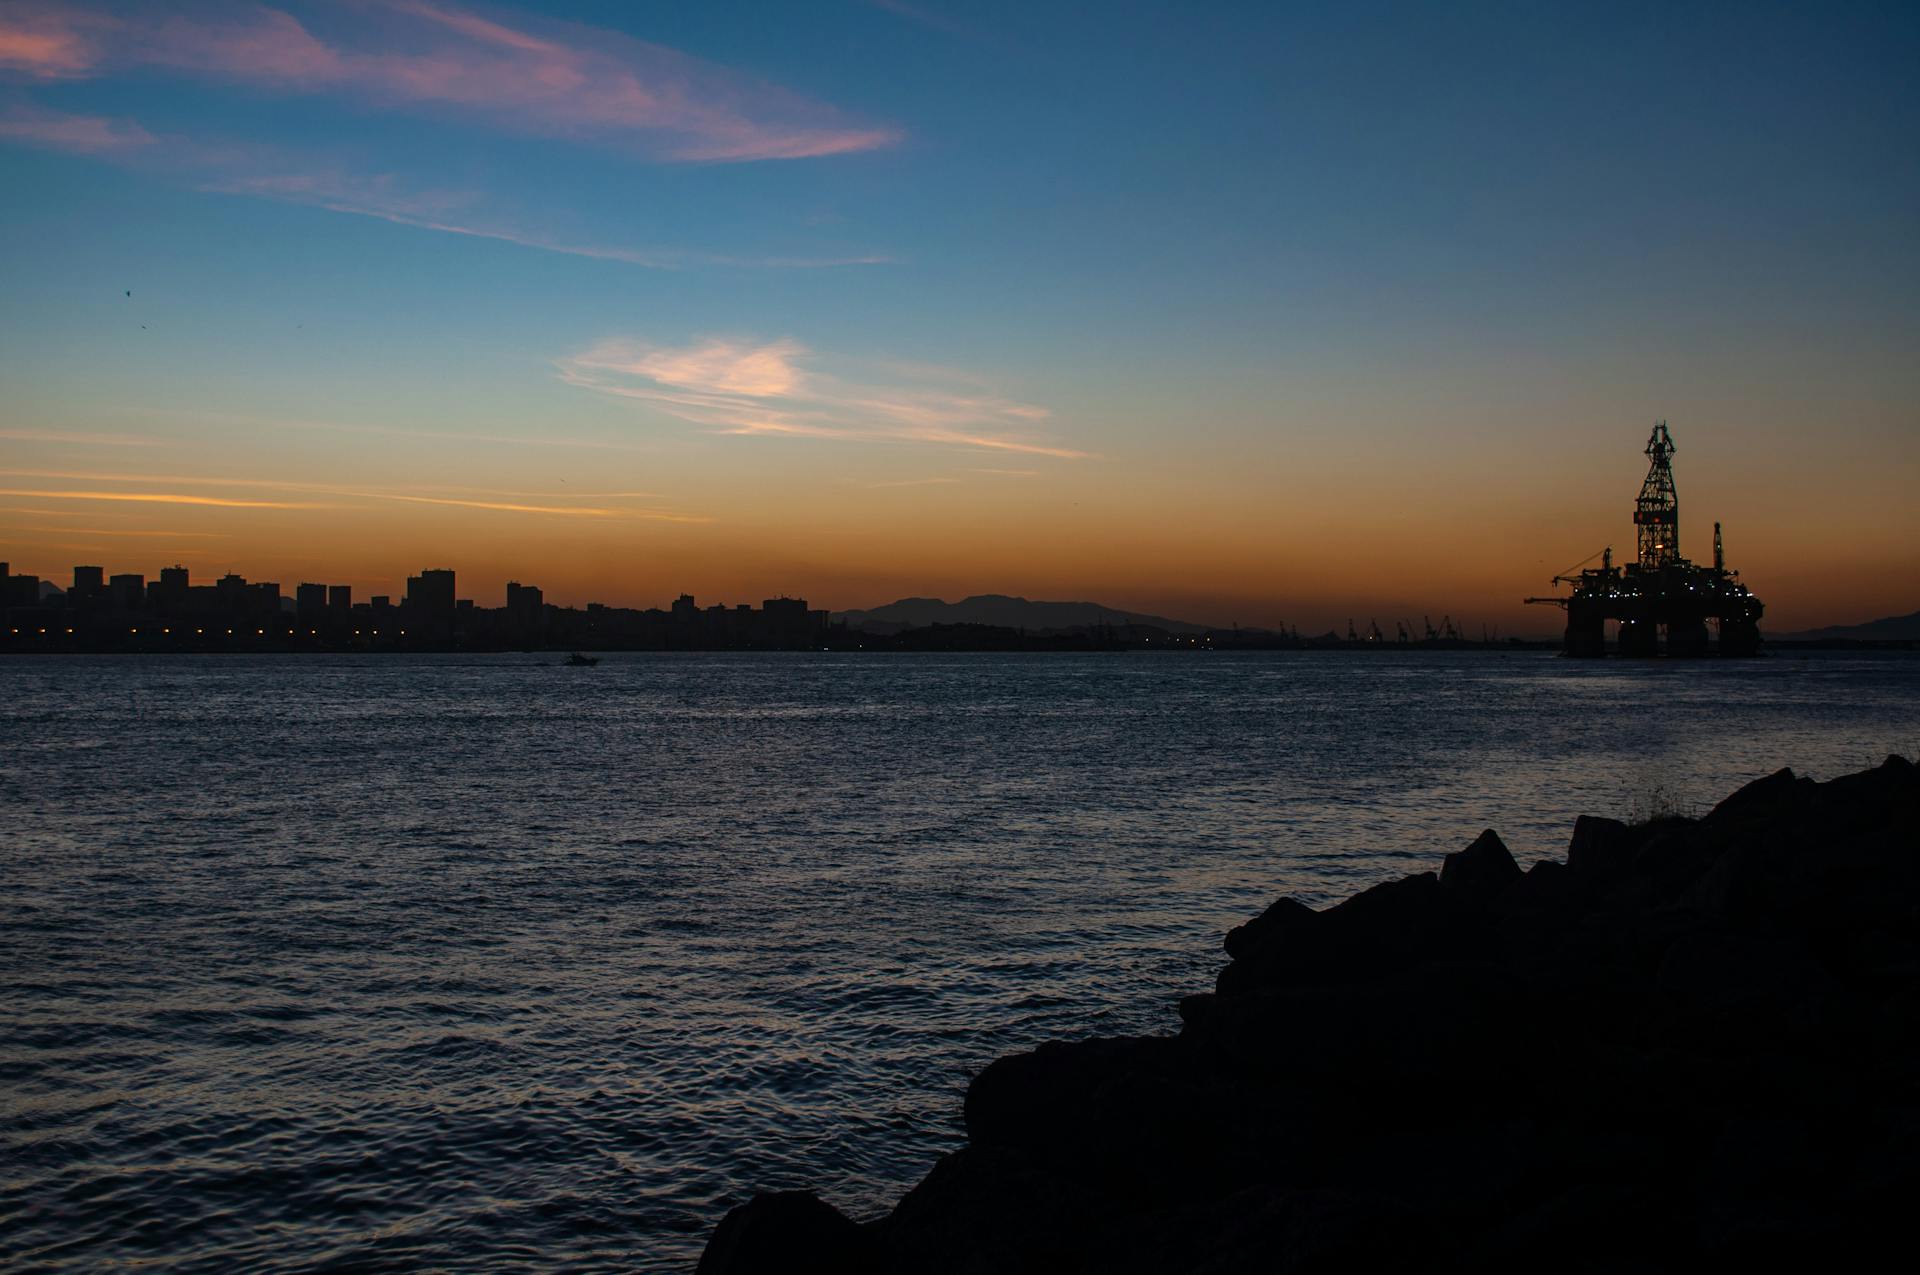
[701,757,1920,1273]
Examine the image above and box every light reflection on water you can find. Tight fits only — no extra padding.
[1,650,1915,1270]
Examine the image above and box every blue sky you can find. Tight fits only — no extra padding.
[2,1,1915,628]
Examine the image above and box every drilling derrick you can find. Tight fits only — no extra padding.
[1634,422,1680,569]
[1525,421,1764,657]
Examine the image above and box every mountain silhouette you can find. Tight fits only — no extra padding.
[1775,608,1920,641]
[834,594,1210,635]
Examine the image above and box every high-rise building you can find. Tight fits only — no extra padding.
[296,583,328,621]
[328,584,351,612]
[762,596,812,647]
[108,574,143,608]
[5,572,38,608]
[216,573,248,611]
[406,569,456,619]
[72,565,104,598]
[0,563,40,609]
[152,565,189,613]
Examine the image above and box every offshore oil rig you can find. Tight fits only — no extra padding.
[1526,422,1764,657]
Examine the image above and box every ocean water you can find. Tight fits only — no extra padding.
[2,650,1915,1270]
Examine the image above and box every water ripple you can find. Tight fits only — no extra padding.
[1,650,1915,1270]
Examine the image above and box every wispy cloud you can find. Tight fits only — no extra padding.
[0,488,324,509]
[3,1,900,162]
[0,104,890,270]
[340,491,707,520]
[558,337,1088,458]
[0,427,163,446]
[1,467,330,489]
[0,2,112,78]
[133,407,677,453]
[0,103,152,151]
[14,525,230,537]
[864,476,960,488]
[0,469,707,521]
[347,493,614,516]
[283,206,893,270]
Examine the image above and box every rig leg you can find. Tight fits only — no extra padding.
[1667,619,1710,658]
[1719,619,1762,657]
[1564,612,1605,657]
[1618,619,1658,658]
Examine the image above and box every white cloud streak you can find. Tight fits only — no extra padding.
[558,337,1088,458]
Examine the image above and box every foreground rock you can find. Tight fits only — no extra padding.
[700,759,1920,1272]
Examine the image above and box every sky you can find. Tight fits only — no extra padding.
[1,0,1915,633]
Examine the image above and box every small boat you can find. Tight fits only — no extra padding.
[563,652,600,666]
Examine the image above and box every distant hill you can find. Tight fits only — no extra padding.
[834,594,1211,635]
[1775,610,1920,642]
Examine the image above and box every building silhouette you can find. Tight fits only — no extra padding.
[295,583,328,623]
[1,560,831,653]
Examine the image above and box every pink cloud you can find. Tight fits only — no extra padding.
[147,7,345,84]
[391,0,569,58]
[0,104,152,152]
[599,338,811,398]
[0,2,112,78]
[559,338,1087,459]
[12,1,899,163]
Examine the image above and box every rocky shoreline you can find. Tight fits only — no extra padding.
[700,758,1918,1272]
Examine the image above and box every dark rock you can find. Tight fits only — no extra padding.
[1705,765,1807,821]
[696,1190,867,1275]
[1650,930,1843,1048]
[1193,963,1525,1098]
[1465,1181,1683,1271]
[1630,820,1716,900]
[964,1036,1173,1154]
[1223,895,1314,960]
[876,1146,1106,1274]
[1176,992,1217,1028]
[1565,814,1636,877]
[700,757,1920,1273]
[1816,752,1918,814]
[1216,871,1492,995]
[1100,1185,1427,1274]
[1440,828,1521,897]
